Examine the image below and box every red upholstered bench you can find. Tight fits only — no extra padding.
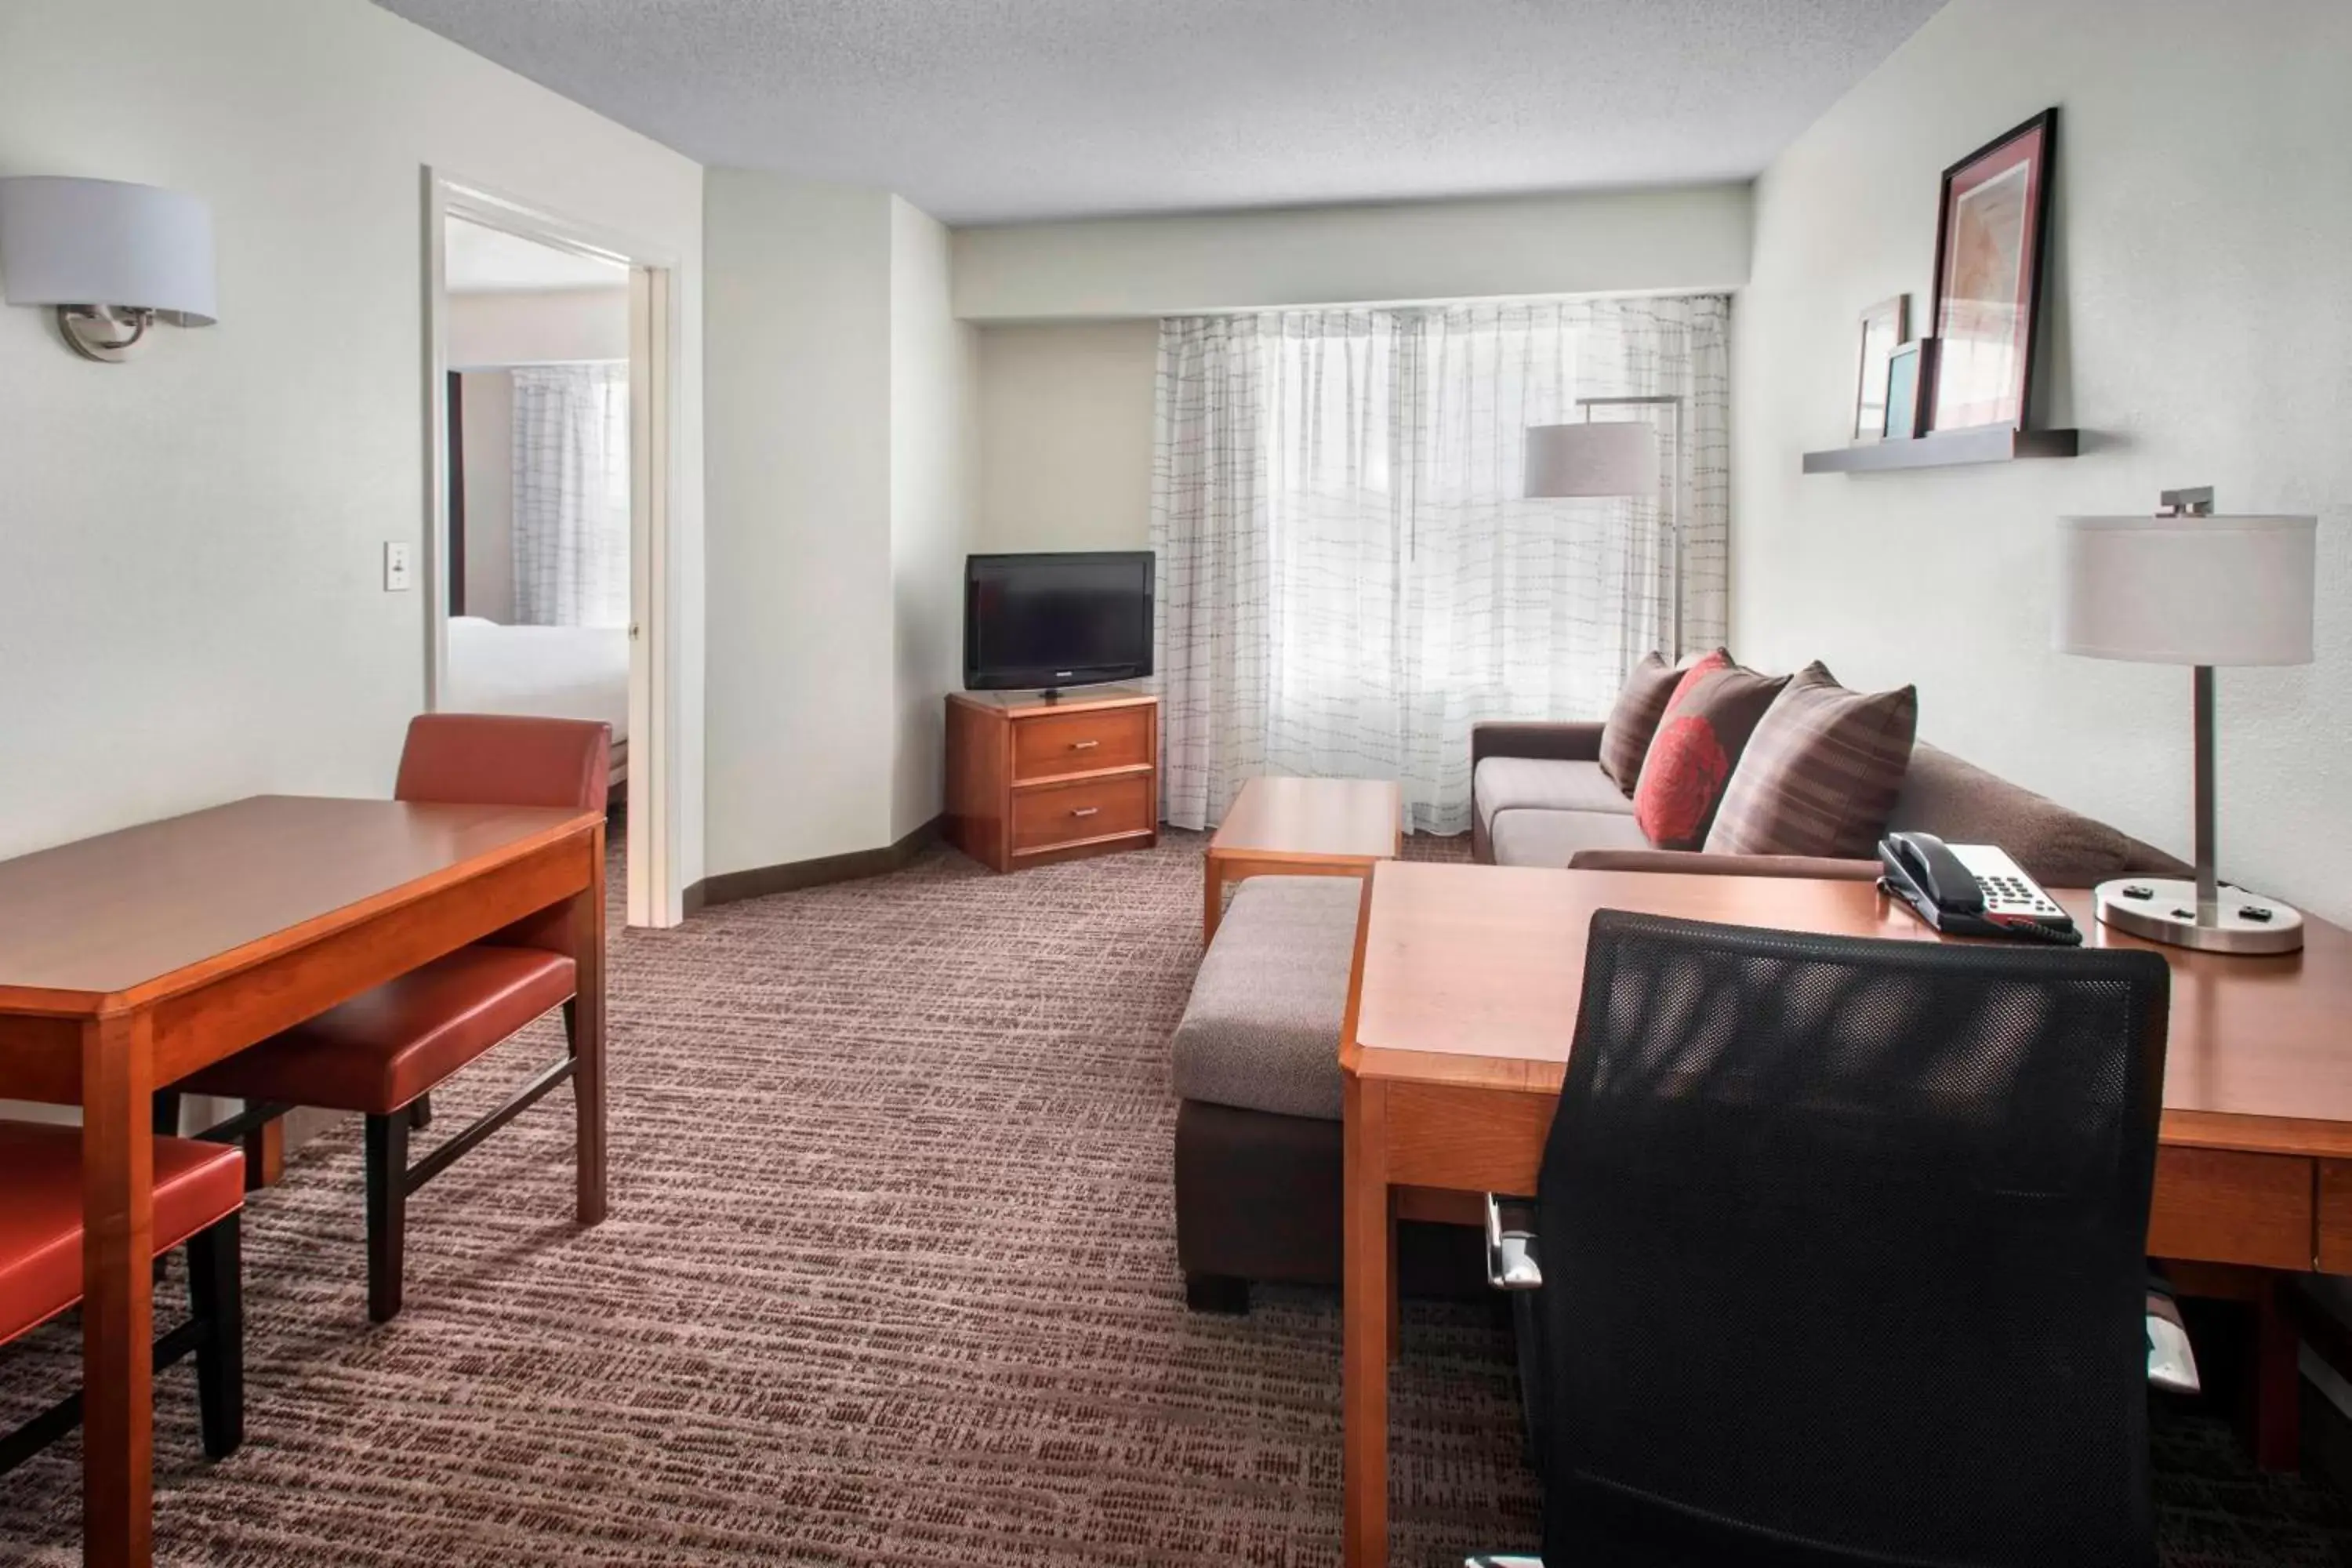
[0,1121,245,1474]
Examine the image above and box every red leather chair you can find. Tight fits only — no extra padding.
[0,1122,245,1472]
[175,713,609,1324]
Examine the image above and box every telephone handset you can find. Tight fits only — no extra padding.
[1877,831,2082,945]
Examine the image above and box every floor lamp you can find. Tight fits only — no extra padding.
[1523,395,1686,657]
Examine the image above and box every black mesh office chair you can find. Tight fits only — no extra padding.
[1471,910,2176,1568]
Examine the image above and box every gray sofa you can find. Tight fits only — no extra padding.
[1470,720,2190,887]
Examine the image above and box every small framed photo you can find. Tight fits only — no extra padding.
[1929,107,2057,432]
[1851,295,1909,443]
[1882,339,1936,441]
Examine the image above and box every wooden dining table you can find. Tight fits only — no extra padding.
[0,794,608,1568]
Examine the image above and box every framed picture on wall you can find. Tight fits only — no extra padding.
[1929,107,2057,432]
[1882,341,1925,441]
[1850,295,1909,443]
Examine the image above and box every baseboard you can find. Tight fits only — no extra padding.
[685,816,942,913]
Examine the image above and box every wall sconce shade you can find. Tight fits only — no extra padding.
[1523,420,1658,499]
[2055,512,2315,666]
[0,176,217,361]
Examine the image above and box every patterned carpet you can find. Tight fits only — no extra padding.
[2,829,2348,1565]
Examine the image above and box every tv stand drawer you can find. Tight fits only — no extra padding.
[1012,705,1153,782]
[1011,774,1154,855]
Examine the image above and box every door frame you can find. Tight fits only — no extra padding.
[420,168,683,928]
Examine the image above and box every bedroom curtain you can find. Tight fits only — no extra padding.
[510,363,630,629]
[1151,296,1730,835]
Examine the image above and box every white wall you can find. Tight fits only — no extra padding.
[704,174,979,875]
[975,322,1159,554]
[448,285,630,366]
[959,187,1755,563]
[952,184,1751,321]
[0,0,707,903]
[1732,0,2352,924]
[703,172,897,876]
[887,198,978,840]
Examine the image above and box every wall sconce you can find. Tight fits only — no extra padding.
[0,176,217,362]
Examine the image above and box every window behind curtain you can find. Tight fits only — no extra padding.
[510,362,631,629]
[1153,296,1729,834]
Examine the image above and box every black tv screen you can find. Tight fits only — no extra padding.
[964,551,1155,691]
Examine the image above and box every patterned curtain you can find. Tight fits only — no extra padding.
[510,363,630,628]
[1151,296,1730,835]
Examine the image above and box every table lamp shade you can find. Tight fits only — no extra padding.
[1523,420,1657,499]
[0,176,217,326]
[2056,514,2314,666]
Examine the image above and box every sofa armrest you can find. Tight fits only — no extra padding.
[1566,848,1882,881]
[1471,720,1605,769]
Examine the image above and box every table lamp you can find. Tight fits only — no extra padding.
[2054,488,2317,954]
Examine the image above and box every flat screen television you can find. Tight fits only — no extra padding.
[964,550,1154,692]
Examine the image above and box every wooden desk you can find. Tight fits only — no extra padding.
[1203,778,1403,942]
[1338,862,2352,1568]
[0,796,607,1568]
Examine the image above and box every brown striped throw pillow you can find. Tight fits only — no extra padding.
[1705,662,1918,859]
[1598,650,1716,796]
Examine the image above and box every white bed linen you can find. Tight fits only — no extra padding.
[444,615,630,742]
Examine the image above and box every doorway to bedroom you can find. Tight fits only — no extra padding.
[426,180,679,928]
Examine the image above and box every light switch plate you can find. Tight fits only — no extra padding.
[383,541,412,592]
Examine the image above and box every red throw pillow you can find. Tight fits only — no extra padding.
[1632,657,1791,850]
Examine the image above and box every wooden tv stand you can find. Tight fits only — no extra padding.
[944,688,1160,873]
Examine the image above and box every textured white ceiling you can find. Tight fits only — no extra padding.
[377,0,1945,226]
[444,216,629,292]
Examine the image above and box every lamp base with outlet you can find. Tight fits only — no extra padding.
[2092,877,2304,956]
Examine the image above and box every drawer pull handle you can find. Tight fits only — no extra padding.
[1069,739,1101,751]
[1070,806,1100,818]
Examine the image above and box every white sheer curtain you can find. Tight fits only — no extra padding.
[1152,296,1729,834]
[510,363,630,628]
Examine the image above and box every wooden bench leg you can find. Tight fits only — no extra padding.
[187,1213,245,1461]
[364,1112,408,1324]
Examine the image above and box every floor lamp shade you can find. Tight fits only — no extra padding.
[2056,514,2314,666]
[1523,420,1657,499]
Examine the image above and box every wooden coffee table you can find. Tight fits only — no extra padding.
[1203,776,1403,942]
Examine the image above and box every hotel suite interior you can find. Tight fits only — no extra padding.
[2,1,2349,1564]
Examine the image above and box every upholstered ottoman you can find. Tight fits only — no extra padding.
[1171,876,1480,1311]
[1174,877,1356,1122]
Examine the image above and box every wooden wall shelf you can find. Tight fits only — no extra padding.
[1802,426,2080,474]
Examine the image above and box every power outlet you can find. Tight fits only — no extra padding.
[383,541,412,592]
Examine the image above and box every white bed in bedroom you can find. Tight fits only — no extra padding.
[443,615,631,791]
